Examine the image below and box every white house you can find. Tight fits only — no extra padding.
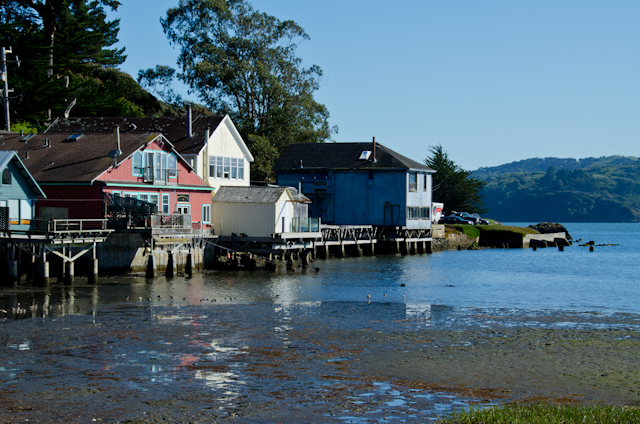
[211,186,312,238]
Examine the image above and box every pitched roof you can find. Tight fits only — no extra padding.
[272,142,435,172]
[213,186,303,204]
[0,150,46,198]
[45,115,225,156]
[0,132,159,183]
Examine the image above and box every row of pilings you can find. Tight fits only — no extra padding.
[2,244,98,286]
[209,238,434,272]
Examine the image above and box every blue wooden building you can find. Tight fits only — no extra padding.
[0,150,46,231]
[273,141,435,229]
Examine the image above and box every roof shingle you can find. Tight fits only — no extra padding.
[272,142,434,172]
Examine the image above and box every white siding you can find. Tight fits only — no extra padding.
[211,191,294,237]
[204,118,252,192]
[406,172,433,230]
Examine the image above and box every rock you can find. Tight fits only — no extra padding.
[529,222,572,240]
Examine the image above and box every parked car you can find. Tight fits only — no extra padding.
[453,211,489,225]
[439,215,474,225]
[469,213,490,225]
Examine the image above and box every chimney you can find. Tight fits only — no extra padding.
[113,125,121,166]
[205,126,210,143]
[372,136,377,163]
[113,125,121,151]
[25,150,29,160]
[186,104,192,138]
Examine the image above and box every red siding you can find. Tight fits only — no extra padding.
[38,185,104,219]
[98,138,208,187]
[36,138,212,227]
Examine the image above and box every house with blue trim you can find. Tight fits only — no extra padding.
[272,141,435,229]
[0,150,46,231]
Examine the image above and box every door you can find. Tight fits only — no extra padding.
[384,204,400,226]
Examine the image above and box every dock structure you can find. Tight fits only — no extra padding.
[1,218,112,284]
[210,223,433,270]
[142,214,206,278]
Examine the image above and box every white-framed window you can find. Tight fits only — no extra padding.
[136,150,178,181]
[423,174,428,191]
[209,155,245,181]
[148,194,159,211]
[421,207,430,220]
[133,152,143,176]
[407,206,420,220]
[202,204,211,224]
[162,193,170,214]
[408,173,417,192]
[177,204,190,215]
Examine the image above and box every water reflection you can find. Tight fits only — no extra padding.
[2,226,640,421]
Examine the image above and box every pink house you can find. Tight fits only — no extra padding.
[0,131,214,230]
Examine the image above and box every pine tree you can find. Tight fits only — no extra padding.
[425,145,487,215]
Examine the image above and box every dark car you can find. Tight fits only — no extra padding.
[454,211,489,225]
[438,215,474,225]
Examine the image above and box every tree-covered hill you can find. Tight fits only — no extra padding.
[473,156,640,222]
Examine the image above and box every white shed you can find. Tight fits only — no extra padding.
[211,186,310,238]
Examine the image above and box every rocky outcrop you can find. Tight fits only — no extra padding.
[528,222,572,240]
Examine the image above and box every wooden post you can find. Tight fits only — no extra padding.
[146,252,156,279]
[166,251,174,278]
[65,261,74,285]
[185,247,194,277]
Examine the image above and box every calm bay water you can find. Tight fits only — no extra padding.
[1,223,639,422]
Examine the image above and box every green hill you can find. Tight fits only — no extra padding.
[473,156,640,222]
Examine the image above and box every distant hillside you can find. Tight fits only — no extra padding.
[473,156,640,222]
[473,156,640,180]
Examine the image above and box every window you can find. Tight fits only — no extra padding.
[407,207,420,220]
[149,194,159,210]
[209,155,245,181]
[223,157,230,179]
[133,152,143,176]
[423,174,428,191]
[408,173,417,192]
[421,207,430,220]
[238,160,244,180]
[177,205,190,215]
[2,168,11,185]
[162,194,170,214]
[202,204,211,224]
[216,157,223,178]
[137,150,178,181]
[167,154,177,178]
[231,158,237,179]
[139,193,148,203]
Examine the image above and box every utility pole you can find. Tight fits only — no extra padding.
[1,46,13,131]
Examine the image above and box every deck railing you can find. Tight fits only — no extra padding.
[150,214,192,229]
[30,218,109,233]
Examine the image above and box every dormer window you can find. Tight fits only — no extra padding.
[359,151,372,160]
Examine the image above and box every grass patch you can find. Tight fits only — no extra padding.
[450,224,480,239]
[439,404,640,423]
[478,224,539,236]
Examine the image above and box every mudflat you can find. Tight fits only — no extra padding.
[346,326,640,406]
[1,301,639,423]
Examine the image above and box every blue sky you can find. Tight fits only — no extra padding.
[108,1,640,171]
